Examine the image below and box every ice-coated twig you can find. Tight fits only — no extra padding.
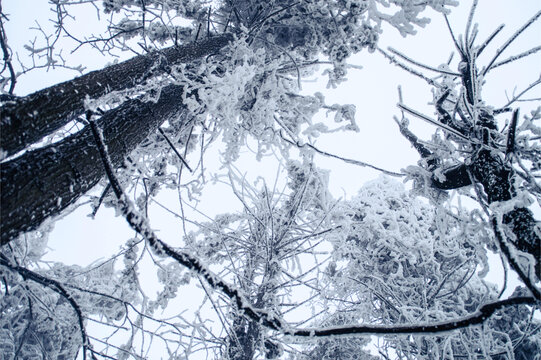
[490,46,541,70]
[444,13,462,56]
[464,0,478,49]
[273,115,404,177]
[482,9,541,76]
[387,47,460,76]
[476,24,504,56]
[502,76,541,108]
[377,47,438,87]
[397,103,471,141]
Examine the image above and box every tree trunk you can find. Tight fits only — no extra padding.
[433,150,540,279]
[0,34,232,158]
[1,84,186,246]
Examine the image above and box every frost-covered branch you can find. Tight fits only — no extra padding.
[277,128,404,177]
[482,9,541,76]
[490,45,541,70]
[88,115,286,331]
[288,296,537,337]
[0,253,93,359]
[387,47,460,76]
[491,217,541,300]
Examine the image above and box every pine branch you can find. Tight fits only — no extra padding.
[502,76,541,108]
[491,46,541,70]
[377,47,438,87]
[387,47,460,76]
[397,103,471,142]
[483,9,541,76]
[464,0,479,49]
[476,24,504,56]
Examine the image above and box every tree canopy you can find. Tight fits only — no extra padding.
[0,0,540,359]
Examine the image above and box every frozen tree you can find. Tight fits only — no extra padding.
[0,0,540,359]
[385,1,541,289]
[0,0,458,244]
[315,176,540,359]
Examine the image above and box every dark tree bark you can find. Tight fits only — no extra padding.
[0,34,233,245]
[431,149,540,279]
[0,34,233,158]
[1,84,186,245]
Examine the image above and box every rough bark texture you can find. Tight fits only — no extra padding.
[432,149,540,279]
[0,34,233,158]
[1,84,186,245]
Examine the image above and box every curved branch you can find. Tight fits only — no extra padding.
[288,296,537,337]
[88,117,285,331]
[491,217,541,300]
[0,253,91,359]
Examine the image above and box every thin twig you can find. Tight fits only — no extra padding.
[273,116,403,177]
[158,128,193,172]
[387,47,460,76]
[397,103,472,141]
[490,45,541,70]
[377,47,438,87]
[476,24,505,56]
[464,0,479,48]
[444,13,462,56]
[502,76,541,108]
[483,9,541,76]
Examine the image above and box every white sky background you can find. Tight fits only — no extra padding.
[2,0,541,357]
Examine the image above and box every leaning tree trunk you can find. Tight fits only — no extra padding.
[0,34,233,158]
[1,35,233,246]
[1,84,189,245]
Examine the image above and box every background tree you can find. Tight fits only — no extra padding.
[1,0,540,359]
[317,176,540,359]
